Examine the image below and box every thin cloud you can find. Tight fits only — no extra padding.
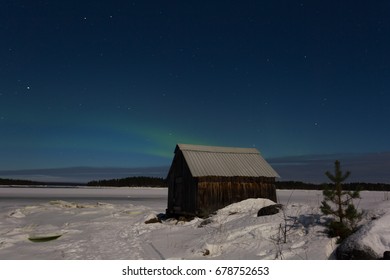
[1,152,389,184]
[268,152,390,183]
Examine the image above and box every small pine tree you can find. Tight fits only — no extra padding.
[320,160,362,241]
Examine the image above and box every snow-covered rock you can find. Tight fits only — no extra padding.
[336,202,390,259]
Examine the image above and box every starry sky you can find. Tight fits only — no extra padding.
[1,1,390,178]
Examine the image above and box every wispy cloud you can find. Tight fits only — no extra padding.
[268,152,390,183]
[1,152,389,184]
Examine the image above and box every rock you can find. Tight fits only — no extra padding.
[336,222,381,260]
[8,209,25,218]
[257,204,283,217]
[145,217,161,224]
[336,209,390,260]
[144,213,162,224]
[383,251,390,260]
[336,243,379,260]
[198,218,213,228]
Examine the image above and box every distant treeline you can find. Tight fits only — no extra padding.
[276,181,390,191]
[0,178,41,185]
[2,176,390,191]
[87,176,167,187]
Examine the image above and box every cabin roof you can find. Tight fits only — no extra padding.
[175,143,279,178]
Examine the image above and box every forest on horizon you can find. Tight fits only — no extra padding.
[1,177,390,191]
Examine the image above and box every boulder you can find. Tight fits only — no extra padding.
[336,219,384,260]
[383,251,390,260]
[198,218,213,228]
[145,217,161,224]
[144,213,162,224]
[335,206,390,260]
[336,242,379,260]
[257,204,283,217]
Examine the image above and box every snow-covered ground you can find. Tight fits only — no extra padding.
[0,187,389,260]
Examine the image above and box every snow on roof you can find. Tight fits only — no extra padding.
[176,143,280,178]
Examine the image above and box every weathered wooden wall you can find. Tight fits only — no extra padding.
[196,176,277,216]
[166,150,197,216]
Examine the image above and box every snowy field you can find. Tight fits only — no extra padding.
[0,187,389,260]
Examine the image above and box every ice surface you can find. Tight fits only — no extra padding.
[0,187,389,259]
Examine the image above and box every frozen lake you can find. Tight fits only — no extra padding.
[0,187,168,211]
[0,186,388,260]
[0,186,386,211]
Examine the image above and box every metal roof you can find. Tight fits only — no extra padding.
[176,144,279,178]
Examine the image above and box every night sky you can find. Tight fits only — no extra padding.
[1,1,390,179]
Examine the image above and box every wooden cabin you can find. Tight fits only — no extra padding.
[166,144,279,217]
